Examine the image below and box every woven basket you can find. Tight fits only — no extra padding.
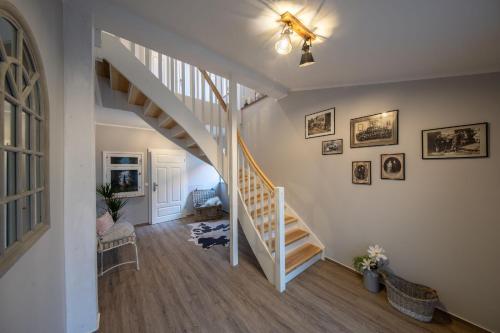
[380,271,439,322]
[192,189,223,221]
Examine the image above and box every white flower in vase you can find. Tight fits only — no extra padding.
[368,244,388,263]
[360,258,373,271]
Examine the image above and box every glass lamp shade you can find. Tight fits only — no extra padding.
[275,32,292,55]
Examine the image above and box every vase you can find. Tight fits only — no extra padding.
[363,270,381,293]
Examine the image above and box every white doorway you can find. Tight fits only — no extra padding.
[149,149,188,224]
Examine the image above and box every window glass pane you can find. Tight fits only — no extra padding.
[22,153,31,191]
[5,151,17,196]
[4,100,15,146]
[23,41,35,75]
[35,119,41,152]
[5,74,14,96]
[110,156,138,164]
[6,200,17,247]
[33,82,41,115]
[22,111,30,149]
[35,156,42,188]
[9,64,18,85]
[22,196,31,233]
[21,72,27,91]
[0,17,17,57]
[35,191,42,225]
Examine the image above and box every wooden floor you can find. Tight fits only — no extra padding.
[98,219,484,333]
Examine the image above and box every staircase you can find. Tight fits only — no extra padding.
[95,32,324,292]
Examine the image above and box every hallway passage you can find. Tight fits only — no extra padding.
[98,219,484,333]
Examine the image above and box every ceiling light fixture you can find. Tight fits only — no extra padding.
[299,39,315,67]
[276,11,317,67]
[275,25,293,55]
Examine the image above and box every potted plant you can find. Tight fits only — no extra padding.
[353,244,388,293]
[96,183,128,222]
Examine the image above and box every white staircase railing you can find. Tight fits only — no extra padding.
[238,134,286,291]
[201,71,286,291]
[117,35,229,159]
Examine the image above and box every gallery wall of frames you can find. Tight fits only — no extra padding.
[306,108,489,185]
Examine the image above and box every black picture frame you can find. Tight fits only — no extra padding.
[421,122,489,160]
[305,107,335,139]
[322,139,343,155]
[381,153,405,180]
[350,110,399,148]
[352,161,371,185]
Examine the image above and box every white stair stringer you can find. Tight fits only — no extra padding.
[237,191,275,284]
[96,33,224,178]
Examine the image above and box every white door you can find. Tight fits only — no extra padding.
[149,149,187,224]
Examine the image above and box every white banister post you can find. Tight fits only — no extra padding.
[274,186,285,292]
[228,77,239,266]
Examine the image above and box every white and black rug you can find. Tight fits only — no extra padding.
[188,221,229,249]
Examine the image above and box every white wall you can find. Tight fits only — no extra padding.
[63,1,98,332]
[95,122,221,224]
[242,72,500,332]
[0,1,66,333]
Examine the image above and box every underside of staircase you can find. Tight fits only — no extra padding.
[94,32,324,292]
[96,59,210,165]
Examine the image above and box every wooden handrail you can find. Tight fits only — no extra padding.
[199,69,228,112]
[237,132,275,191]
[200,68,275,191]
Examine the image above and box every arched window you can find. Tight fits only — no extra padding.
[0,6,48,276]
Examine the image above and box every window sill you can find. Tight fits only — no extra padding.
[0,223,50,278]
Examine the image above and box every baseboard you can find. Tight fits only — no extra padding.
[324,256,493,333]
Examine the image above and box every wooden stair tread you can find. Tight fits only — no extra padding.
[261,215,298,230]
[172,129,188,139]
[285,243,322,274]
[284,228,309,245]
[267,228,309,251]
[186,141,199,148]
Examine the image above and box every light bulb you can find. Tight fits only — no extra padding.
[275,28,292,55]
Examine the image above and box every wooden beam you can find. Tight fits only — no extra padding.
[280,11,317,41]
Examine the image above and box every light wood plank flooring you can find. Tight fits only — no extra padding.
[98,219,485,333]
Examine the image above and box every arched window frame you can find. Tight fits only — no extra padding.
[0,4,49,277]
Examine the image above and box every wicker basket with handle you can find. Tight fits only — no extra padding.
[380,271,439,322]
[192,189,223,221]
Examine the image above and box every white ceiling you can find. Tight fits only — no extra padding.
[109,0,500,91]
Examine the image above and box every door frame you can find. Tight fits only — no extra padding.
[148,148,188,224]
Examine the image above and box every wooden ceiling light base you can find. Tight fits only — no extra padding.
[279,11,316,41]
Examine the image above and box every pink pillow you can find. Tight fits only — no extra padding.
[96,212,114,236]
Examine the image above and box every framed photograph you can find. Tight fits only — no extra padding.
[381,153,405,180]
[322,139,343,155]
[422,122,489,159]
[305,107,335,139]
[350,110,399,148]
[103,151,144,197]
[352,161,371,185]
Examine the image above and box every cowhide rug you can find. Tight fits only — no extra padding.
[188,221,229,249]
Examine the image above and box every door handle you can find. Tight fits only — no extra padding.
[153,182,158,192]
